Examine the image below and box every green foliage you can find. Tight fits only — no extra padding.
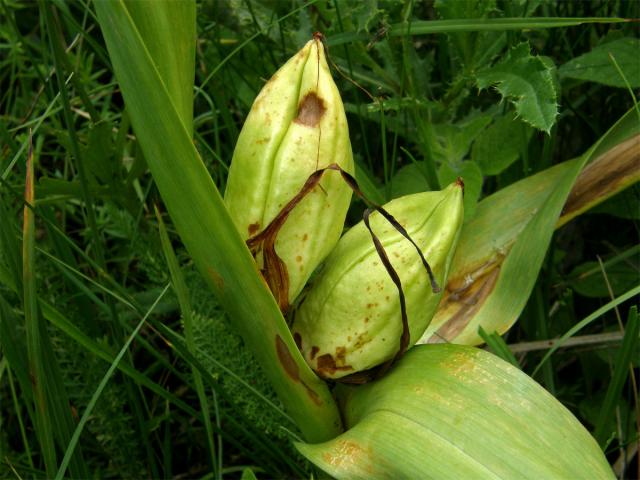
[0,0,638,477]
[569,259,640,299]
[186,269,295,441]
[559,37,640,89]
[472,112,533,175]
[476,42,558,133]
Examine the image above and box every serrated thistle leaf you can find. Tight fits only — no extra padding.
[476,42,558,133]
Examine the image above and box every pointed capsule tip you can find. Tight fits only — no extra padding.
[313,31,325,42]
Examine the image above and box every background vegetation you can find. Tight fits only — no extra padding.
[0,0,638,478]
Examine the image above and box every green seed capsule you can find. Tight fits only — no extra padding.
[224,37,354,308]
[292,182,464,380]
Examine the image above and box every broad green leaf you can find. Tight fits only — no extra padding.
[476,43,558,133]
[355,160,386,205]
[472,113,533,175]
[432,115,492,165]
[419,109,639,346]
[559,37,640,89]
[94,0,342,442]
[568,259,639,298]
[124,0,196,135]
[389,163,430,199]
[297,345,613,479]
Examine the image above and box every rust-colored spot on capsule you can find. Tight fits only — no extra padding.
[248,222,261,236]
[317,354,336,374]
[310,346,319,360]
[316,350,353,377]
[296,255,302,263]
[302,233,308,241]
[295,92,326,127]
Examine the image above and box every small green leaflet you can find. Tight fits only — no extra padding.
[559,37,640,89]
[476,42,558,133]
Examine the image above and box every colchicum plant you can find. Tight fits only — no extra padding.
[224,35,354,311]
[293,183,464,380]
[1,1,638,479]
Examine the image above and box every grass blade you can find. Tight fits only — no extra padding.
[533,285,640,376]
[328,17,630,46]
[156,207,218,475]
[22,140,57,476]
[594,306,640,445]
[478,326,519,367]
[54,284,171,480]
[94,0,342,442]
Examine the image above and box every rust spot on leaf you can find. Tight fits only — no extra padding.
[310,346,319,360]
[293,332,302,350]
[294,92,326,127]
[276,334,300,382]
[321,440,375,472]
[561,135,640,223]
[206,267,225,293]
[275,335,323,405]
[430,265,501,343]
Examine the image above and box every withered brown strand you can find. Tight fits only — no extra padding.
[246,169,327,312]
[247,163,442,380]
[363,208,411,363]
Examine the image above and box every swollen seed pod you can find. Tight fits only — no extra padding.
[224,36,354,309]
[292,182,464,380]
